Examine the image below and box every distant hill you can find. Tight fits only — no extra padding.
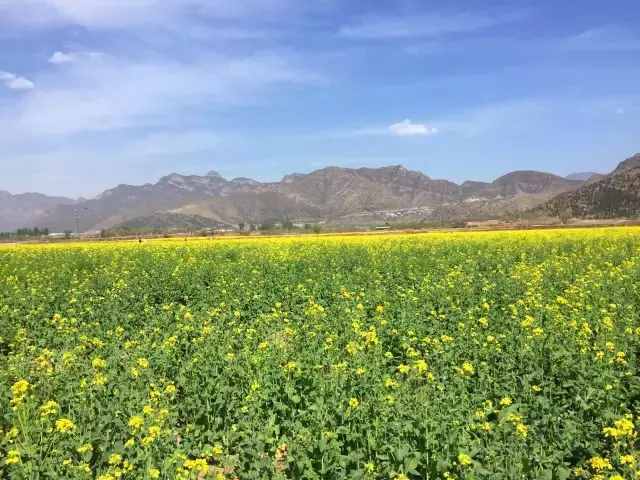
[110,213,230,232]
[0,161,609,231]
[0,191,76,231]
[566,172,604,181]
[491,170,581,196]
[540,154,640,218]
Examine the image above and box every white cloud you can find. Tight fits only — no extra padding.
[0,0,302,29]
[0,53,321,139]
[325,120,439,138]
[339,11,525,39]
[48,51,104,65]
[0,0,178,28]
[49,51,75,64]
[0,71,35,90]
[388,119,437,137]
[6,77,35,90]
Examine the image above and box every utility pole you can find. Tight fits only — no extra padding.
[74,207,88,237]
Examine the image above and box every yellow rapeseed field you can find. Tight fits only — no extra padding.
[1,227,640,479]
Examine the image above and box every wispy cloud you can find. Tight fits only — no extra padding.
[0,0,328,197]
[48,50,106,65]
[433,99,551,137]
[1,127,227,196]
[124,130,220,158]
[564,26,640,52]
[434,94,640,138]
[329,120,439,138]
[0,53,321,139]
[48,51,104,65]
[0,0,303,29]
[0,71,35,90]
[389,119,437,137]
[0,0,176,28]
[48,51,75,64]
[339,11,525,39]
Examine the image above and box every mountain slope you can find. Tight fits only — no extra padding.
[611,153,640,175]
[2,164,592,232]
[491,171,582,196]
[110,213,229,232]
[0,191,76,231]
[566,172,603,181]
[541,154,640,218]
[276,165,459,217]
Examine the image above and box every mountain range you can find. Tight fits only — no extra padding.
[1,154,637,233]
[0,191,77,232]
[539,153,640,218]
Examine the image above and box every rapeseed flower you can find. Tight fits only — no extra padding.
[91,356,107,369]
[55,418,76,433]
[413,359,428,374]
[5,449,21,465]
[460,361,475,376]
[397,364,411,374]
[184,458,209,475]
[10,379,30,406]
[515,423,529,438]
[128,415,144,431]
[39,400,60,417]
[603,416,635,439]
[589,456,613,471]
[619,454,635,465]
[137,357,150,369]
[76,444,93,455]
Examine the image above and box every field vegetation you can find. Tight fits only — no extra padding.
[1,228,640,479]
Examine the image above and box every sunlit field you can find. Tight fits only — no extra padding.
[2,228,640,479]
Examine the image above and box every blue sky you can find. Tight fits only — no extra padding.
[1,0,639,197]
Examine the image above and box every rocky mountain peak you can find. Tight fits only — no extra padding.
[493,170,563,184]
[612,153,640,175]
[230,177,260,186]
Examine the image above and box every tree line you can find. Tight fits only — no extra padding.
[0,227,50,239]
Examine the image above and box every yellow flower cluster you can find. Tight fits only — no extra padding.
[39,400,59,417]
[5,449,21,465]
[55,418,76,433]
[128,415,144,431]
[602,416,635,439]
[457,453,473,466]
[10,379,30,407]
[458,361,475,377]
[589,456,613,471]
